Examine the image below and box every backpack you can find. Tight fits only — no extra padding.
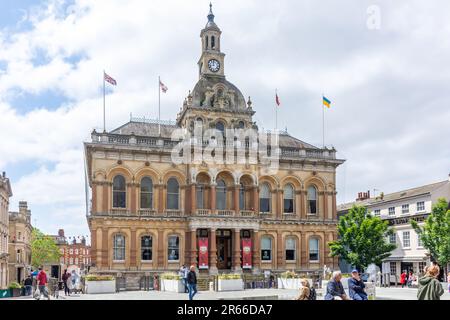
[308,287,317,300]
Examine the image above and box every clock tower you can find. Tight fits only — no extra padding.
[198,3,225,78]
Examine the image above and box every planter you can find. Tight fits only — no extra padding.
[0,289,11,298]
[10,288,22,297]
[217,279,244,291]
[85,279,116,294]
[278,278,313,290]
[161,279,185,293]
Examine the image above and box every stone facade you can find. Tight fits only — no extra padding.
[85,5,345,282]
[0,172,12,289]
[8,201,32,284]
[57,229,91,273]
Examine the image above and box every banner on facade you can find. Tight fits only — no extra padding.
[198,237,209,269]
[242,238,252,269]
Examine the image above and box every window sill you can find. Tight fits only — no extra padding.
[168,260,180,263]
[286,260,296,263]
[113,260,125,263]
[307,213,317,216]
[141,260,153,263]
[261,260,272,263]
[309,260,319,263]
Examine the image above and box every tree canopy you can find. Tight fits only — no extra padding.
[31,228,61,269]
[411,198,450,272]
[329,205,396,271]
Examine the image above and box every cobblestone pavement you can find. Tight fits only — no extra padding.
[6,287,450,300]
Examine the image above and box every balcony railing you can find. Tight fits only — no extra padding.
[139,209,156,216]
[165,209,182,217]
[111,208,130,216]
[196,209,211,216]
[217,210,234,217]
[240,210,255,217]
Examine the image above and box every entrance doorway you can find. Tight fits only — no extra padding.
[51,265,60,280]
[216,230,232,270]
[401,262,413,273]
[17,267,23,283]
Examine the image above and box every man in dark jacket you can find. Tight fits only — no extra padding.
[187,265,198,300]
[324,271,349,300]
[348,270,368,300]
[24,275,33,296]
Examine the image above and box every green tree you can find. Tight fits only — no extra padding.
[329,205,396,272]
[31,228,61,269]
[411,198,450,276]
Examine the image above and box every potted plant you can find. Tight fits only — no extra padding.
[217,274,244,291]
[160,273,184,293]
[83,275,116,294]
[8,282,22,297]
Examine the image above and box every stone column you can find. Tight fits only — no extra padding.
[295,190,302,218]
[158,185,164,214]
[252,230,260,273]
[276,231,283,270]
[323,191,328,220]
[191,184,196,214]
[234,185,240,215]
[301,232,307,269]
[91,183,97,214]
[130,228,137,269]
[210,184,216,213]
[276,189,283,219]
[101,228,109,269]
[190,229,197,267]
[102,183,109,213]
[233,229,242,272]
[332,191,337,220]
[91,228,97,268]
[301,190,307,219]
[157,229,164,269]
[130,183,137,214]
[209,229,218,274]
[253,186,259,214]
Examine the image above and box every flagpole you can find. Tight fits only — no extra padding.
[322,93,325,148]
[158,76,161,136]
[275,89,278,131]
[103,70,106,132]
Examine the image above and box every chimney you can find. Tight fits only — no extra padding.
[19,201,28,211]
[367,190,370,198]
[58,229,65,237]
[356,191,370,201]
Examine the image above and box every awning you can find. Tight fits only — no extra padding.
[385,256,428,262]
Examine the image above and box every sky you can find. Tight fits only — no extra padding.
[1,0,449,241]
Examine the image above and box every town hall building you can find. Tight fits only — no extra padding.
[85,5,345,285]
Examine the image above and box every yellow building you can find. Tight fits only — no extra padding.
[85,5,345,285]
[8,201,32,284]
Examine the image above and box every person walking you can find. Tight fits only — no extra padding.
[71,270,80,294]
[186,265,198,300]
[447,272,450,293]
[348,269,368,300]
[324,271,349,300]
[35,266,50,300]
[400,270,407,288]
[62,269,71,296]
[417,265,444,300]
[24,275,33,296]
[407,271,414,288]
[294,279,310,300]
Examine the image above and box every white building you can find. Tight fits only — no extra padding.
[338,175,450,282]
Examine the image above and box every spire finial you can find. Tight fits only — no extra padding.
[207,2,215,22]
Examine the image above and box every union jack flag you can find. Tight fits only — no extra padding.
[159,80,168,93]
[104,72,117,86]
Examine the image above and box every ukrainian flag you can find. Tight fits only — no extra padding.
[323,96,331,108]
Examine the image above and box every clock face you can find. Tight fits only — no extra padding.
[208,59,220,72]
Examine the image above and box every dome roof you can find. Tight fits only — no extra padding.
[191,75,247,111]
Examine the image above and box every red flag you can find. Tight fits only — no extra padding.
[275,93,281,106]
[159,80,168,93]
[104,72,117,86]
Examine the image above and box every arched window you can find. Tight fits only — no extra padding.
[238,121,245,129]
[140,177,153,209]
[307,186,317,214]
[283,184,294,213]
[215,121,224,133]
[113,234,125,261]
[196,184,204,209]
[113,175,126,208]
[216,179,227,210]
[196,117,203,127]
[259,183,271,213]
[211,36,215,49]
[239,183,245,210]
[141,235,152,261]
[285,237,296,261]
[261,236,272,261]
[168,235,180,261]
[309,237,319,262]
[167,178,179,210]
